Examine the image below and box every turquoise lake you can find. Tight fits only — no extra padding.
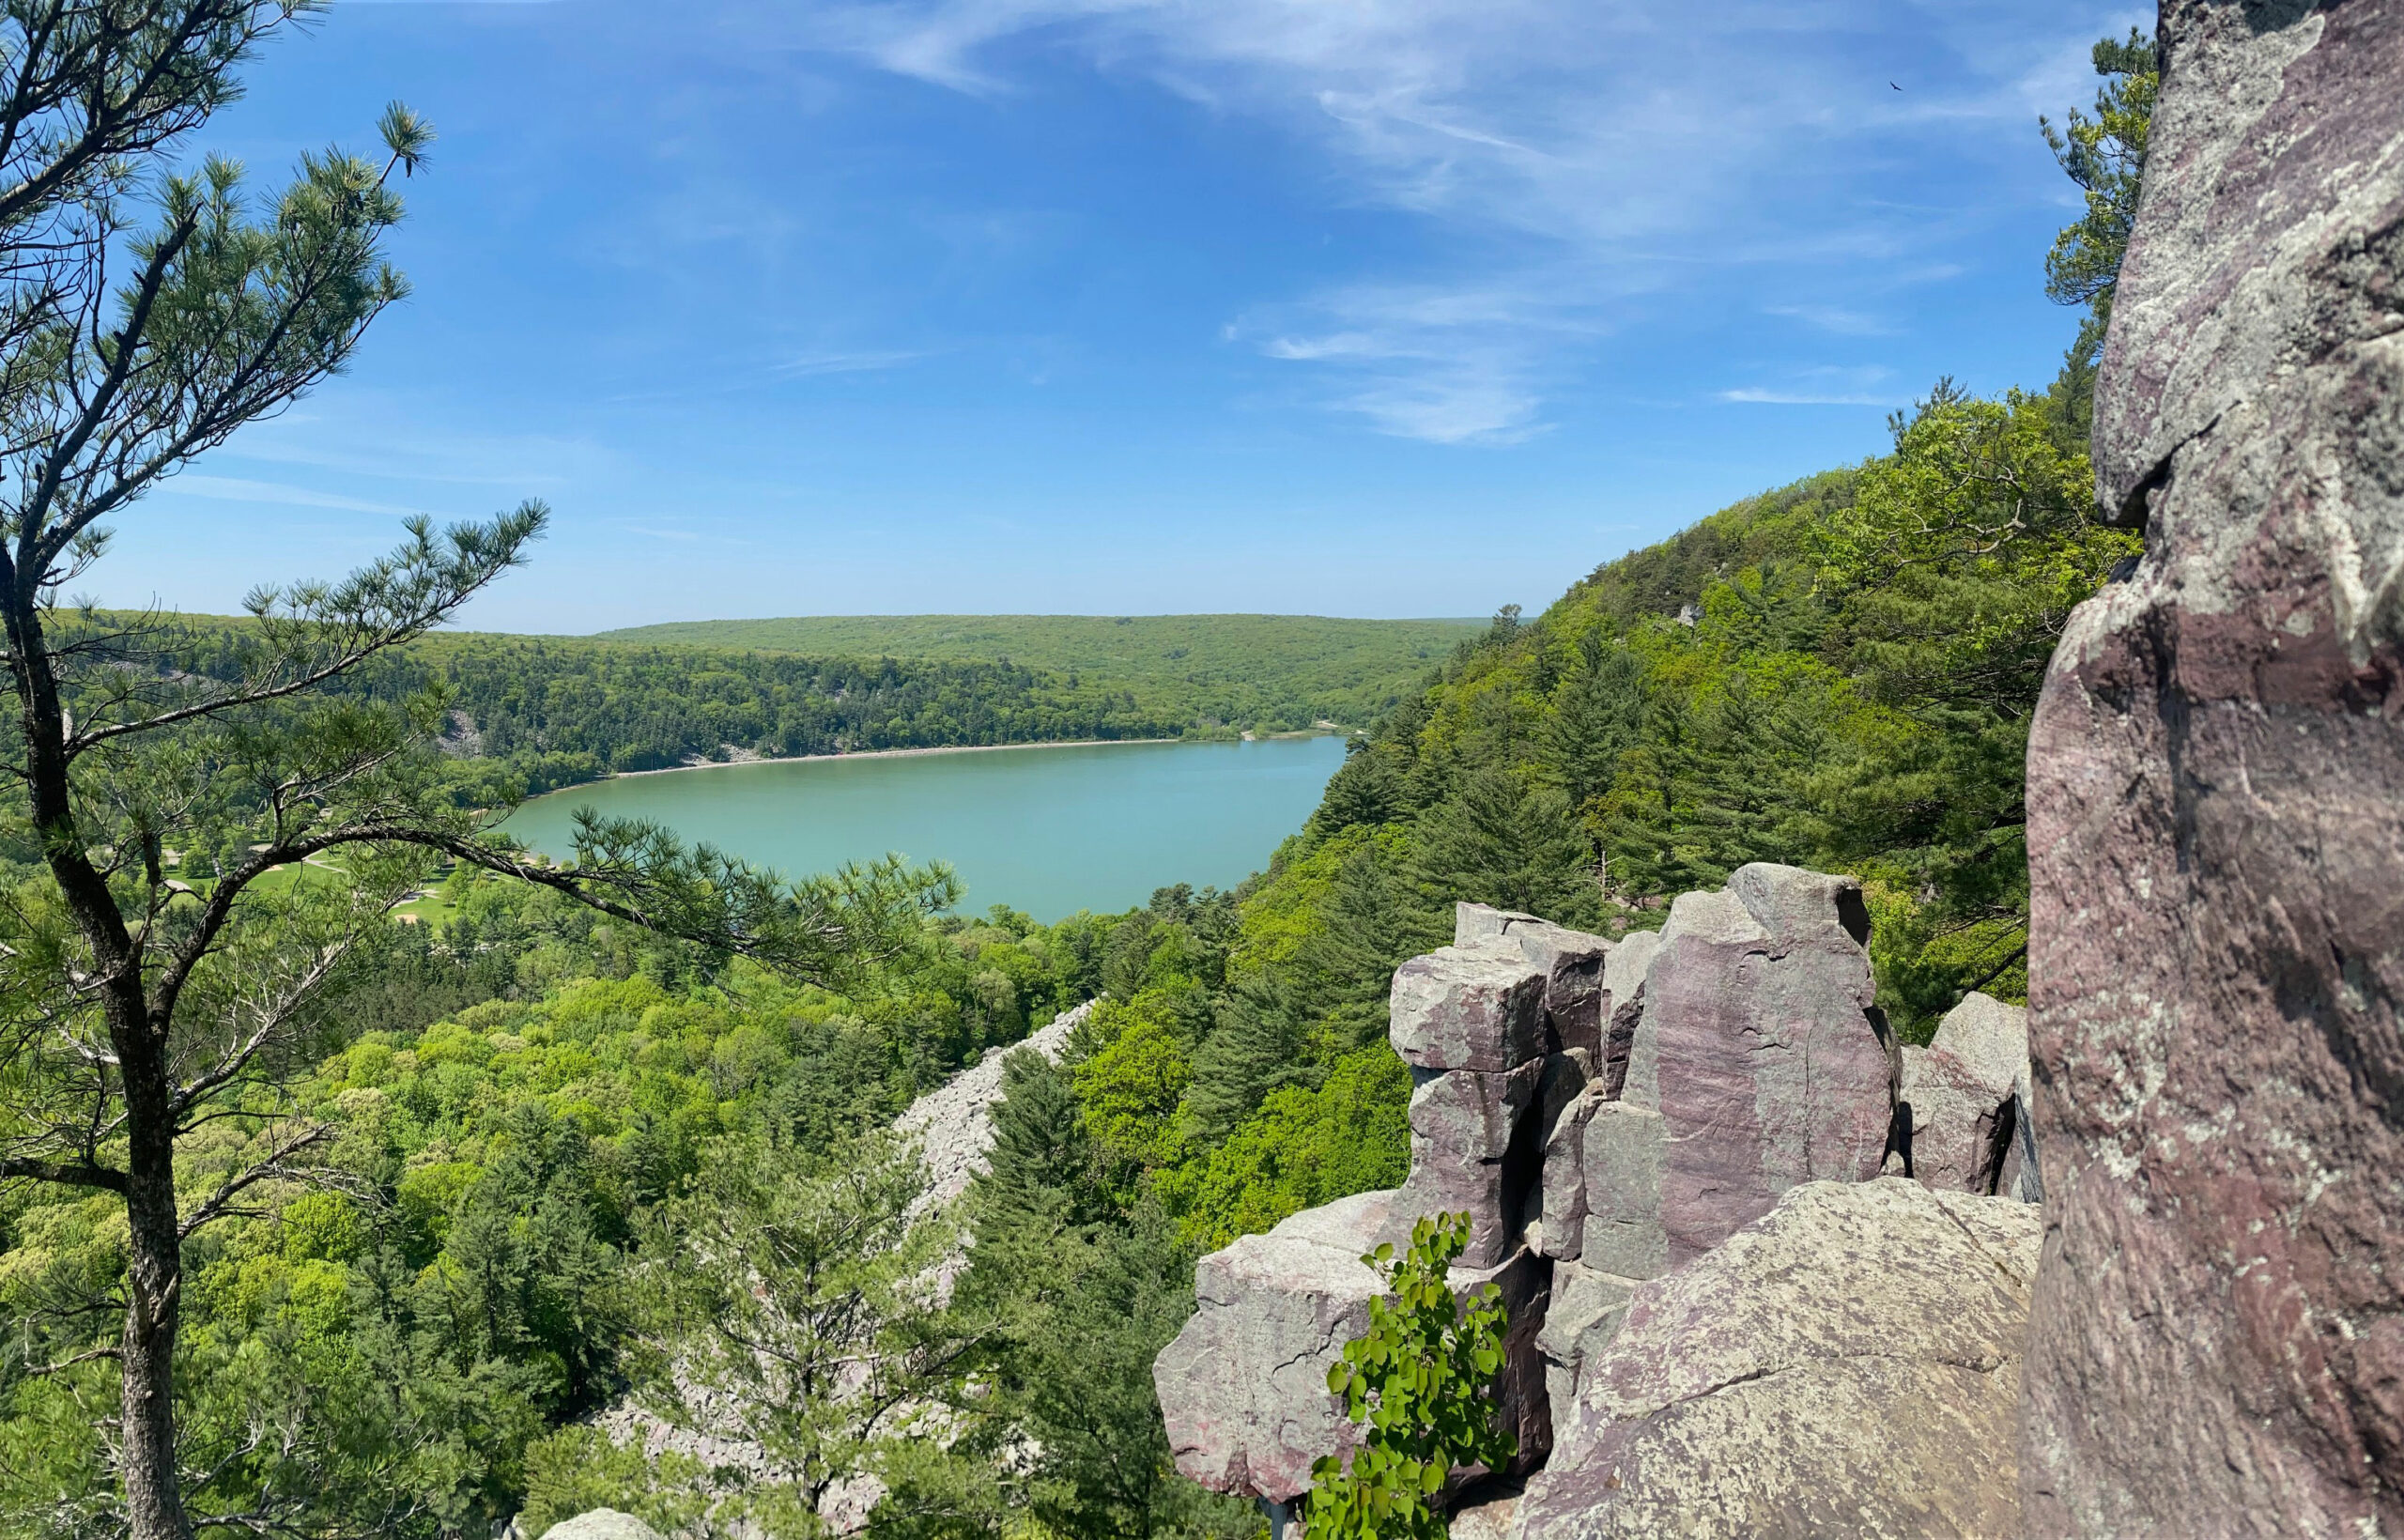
[502,736,1350,919]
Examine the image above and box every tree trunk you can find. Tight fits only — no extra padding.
[119,1036,191,1540]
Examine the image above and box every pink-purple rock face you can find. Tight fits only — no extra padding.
[1454,903,1614,1058]
[1389,943,1549,1073]
[1517,1180,2039,1540]
[1620,864,1894,1267]
[1897,993,2030,1197]
[2022,6,2404,1534]
[1392,1058,1545,1269]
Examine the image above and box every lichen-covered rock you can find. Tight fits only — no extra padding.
[1619,865,1892,1267]
[538,1513,663,1540]
[1516,1178,2040,1540]
[1394,1059,1544,1268]
[1595,929,1658,1099]
[1533,1258,1636,1425]
[1389,943,1549,1072]
[1153,1191,1552,1502]
[2023,5,2404,1532]
[1578,1101,1667,1281]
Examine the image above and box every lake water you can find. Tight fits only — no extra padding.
[502,736,1349,919]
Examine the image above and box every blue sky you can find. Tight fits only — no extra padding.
[97,0,2141,633]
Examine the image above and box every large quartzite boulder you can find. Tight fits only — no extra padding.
[1617,864,1894,1267]
[1515,1178,2040,1540]
[1897,993,2031,1199]
[1595,928,1658,1099]
[1152,1190,1552,1503]
[1390,942,1549,1073]
[1454,903,1614,1057]
[2022,6,2404,1534]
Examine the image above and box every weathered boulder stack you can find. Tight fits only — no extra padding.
[1154,863,2043,1533]
[2023,3,2404,1532]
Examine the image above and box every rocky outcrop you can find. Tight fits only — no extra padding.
[895,1001,1087,1215]
[2021,5,2404,1533]
[1897,993,2030,1198]
[537,1514,663,1540]
[1388,941,1549,1074]
[1158,871,2046,1532]
[1517,1179,2041,1540]
[1150,1190,1550,1503]
[1455,903,1615,1058]
[1532,1258,1636,1430]
[1620,863,1894,1267]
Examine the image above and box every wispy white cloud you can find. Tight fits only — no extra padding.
[1717,388,1890,407]
[1766,303,1895,336]
[154,474,441,518]
[756,0,2115,443]
[771,348,930,377]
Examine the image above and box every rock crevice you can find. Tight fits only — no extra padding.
[1153,873,2042,1535]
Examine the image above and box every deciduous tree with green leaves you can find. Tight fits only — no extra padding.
[1304,1211,1513,1540]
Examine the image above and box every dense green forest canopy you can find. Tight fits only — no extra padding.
[593,614,1481,729]
[116,613,1475,792]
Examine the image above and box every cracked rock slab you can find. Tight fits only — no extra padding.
[1620,864,1893,1268]
[1391,941,1550,1072]
[1515,1178,2039,1540]
[1456,904,1617,1059]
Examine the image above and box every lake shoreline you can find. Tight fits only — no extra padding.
[607,736,1190,780]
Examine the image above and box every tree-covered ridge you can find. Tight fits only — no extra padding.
[591,614,1482,731]
[124,613,1473,788]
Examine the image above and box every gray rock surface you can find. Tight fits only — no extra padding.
[1389,942,1549,1072]
[1578,1101,1667,1281]
[1524,1053,1593,1259]
[1155,1190,1391,1502]
[1393,1059,1544,1268]
[538,1513,663,1540]
[1533,1080,1603,1261]
[1619,865,1892,1267]
[1897,993,2030,1198]
[1449,1484,1524,1540]
[895,1001,1088,1215]
[1533,1258,1636,1427]
[1595,928,1658,1099]
[1517,1178,2040,1540]
[1154,1190,1552,1502]
[2024,5,2404,1532]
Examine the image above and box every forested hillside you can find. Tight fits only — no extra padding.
[124,615,1469,792]
[593,614,1479,731]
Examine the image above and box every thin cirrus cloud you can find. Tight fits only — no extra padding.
[776,0,2128,444]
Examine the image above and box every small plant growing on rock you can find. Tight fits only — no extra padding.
[1304,1211,1514,1537]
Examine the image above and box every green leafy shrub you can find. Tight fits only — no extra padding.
[1304,1211,1514,1538]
